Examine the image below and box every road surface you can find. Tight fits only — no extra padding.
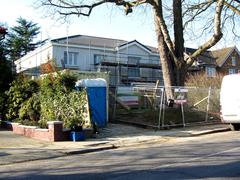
[0,131,240,179]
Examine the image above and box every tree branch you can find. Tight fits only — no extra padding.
[224,1,240,15]
[233,0,240,4]
[151,0,179,65]
[41,0,149,16]
[186,0,225,67]
[183,1,215,29]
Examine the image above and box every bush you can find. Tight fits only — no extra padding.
[58,73,77,92]
[40,73,89,128]
[5,75,39,121]
[54,91,88,129]
[185,72,224,88]
[0,92,7,119]
[0,59,14,118]
[19,93,40,122]
[4,72,90,129]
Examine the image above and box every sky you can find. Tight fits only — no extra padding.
[0,0,238,49]
[0,0,157,47]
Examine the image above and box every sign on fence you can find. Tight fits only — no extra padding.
[174,88,188,104]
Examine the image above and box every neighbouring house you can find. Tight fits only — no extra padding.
[187,46,240,77]
[15,35,163,87]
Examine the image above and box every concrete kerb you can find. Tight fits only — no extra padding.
[188,127,231,136]
[0,124,231,166]
[63,144,119,155]
[59,125,231,155]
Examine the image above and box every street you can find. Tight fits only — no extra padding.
[0,130,240,180]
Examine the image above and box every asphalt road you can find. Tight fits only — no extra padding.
[1,131,240,180]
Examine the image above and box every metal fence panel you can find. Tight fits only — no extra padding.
[110,85,221,128]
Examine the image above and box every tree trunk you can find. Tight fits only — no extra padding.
[174,66,187,86]
[153,5,175,99]
[173,0,186,87]
[173,0,184,60]
[152,1,189,101]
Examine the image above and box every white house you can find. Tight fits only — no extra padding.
[15,35,162,86]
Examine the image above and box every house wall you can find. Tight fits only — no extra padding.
[15,38,162,86]
[116,44,161,84]
[217,50,240,75]
[15,43,53,73]
[149,55,160,65]
[52,44,116,71]
[118,44,152,64]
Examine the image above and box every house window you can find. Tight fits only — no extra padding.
[121,67,128,76]
[94,54,104,65]
[229,68,237,74]
[140,68,150,78]
[128,56,140,64]
[232,56,236,66]
[128,67,140,77]
[64,51,78,66]
[206,67,216,77]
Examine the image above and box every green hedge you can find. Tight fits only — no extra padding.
[4,72,90,129]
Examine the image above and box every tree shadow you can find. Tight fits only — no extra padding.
[1,160,240,180]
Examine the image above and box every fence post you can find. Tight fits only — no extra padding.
[162,88,166,128]
[181,102,186,127]
[158,88,164,129]
[205,86,212,122]
[112,87,117,121]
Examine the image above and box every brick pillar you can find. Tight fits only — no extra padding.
[47,121,64,141]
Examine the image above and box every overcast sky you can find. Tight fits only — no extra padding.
[0,0,238,49]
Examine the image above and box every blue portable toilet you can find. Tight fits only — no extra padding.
[76,78,107,128]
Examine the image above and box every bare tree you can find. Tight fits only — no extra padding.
[39,0,239,98]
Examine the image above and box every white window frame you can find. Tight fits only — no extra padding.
[206,67,216,77]
[64,51,78,66]
[232,56,236,66]
[229,68,237,74]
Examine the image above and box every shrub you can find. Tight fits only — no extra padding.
[0,92,7,119]
[185,72,224,89]
[19,93,40,122]
[40,73,89,128]
[55,91,89,129]
[58,73,77,92]
[5,72,89,129]
[0,59,14,118]
[5,75,39,121]
[185,72,223,117]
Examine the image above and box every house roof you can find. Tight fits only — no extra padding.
[210,46,237,67]
[51,35,126,49]
[50,35,239,65]
[185,48,217,66]
[185,46,240,67]
[118,40,157,53]
[51,35,159,53]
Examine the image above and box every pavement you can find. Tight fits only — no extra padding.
[0,122,230,166]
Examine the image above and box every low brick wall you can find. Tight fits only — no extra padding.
[3,121,69,142]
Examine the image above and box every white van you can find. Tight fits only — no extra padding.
[220,74,240,130]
